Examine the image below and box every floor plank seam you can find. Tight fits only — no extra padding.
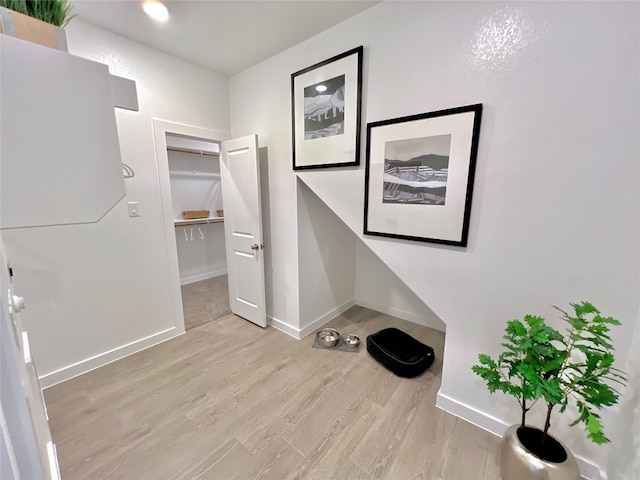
[282,436,305,458]
[193,439,240,480]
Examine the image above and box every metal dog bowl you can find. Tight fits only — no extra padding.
[344,333,360,348]
[317,328,340,347]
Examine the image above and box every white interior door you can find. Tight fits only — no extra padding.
[220,135,266,327]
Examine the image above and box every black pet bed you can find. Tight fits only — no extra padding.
[366,328,435,378]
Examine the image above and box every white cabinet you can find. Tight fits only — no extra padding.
[0,35,138,479]
[0,35,130,229]
[1,240,59,480]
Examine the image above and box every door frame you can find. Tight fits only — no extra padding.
[152,119,230,332]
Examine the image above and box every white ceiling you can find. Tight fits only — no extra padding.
[70,0,379,76]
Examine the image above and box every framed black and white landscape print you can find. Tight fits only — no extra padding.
[291,46,363,170]
[364,104,483,247]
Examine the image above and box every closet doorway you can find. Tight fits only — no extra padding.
[153,120,232,332]
[167,134,230,329]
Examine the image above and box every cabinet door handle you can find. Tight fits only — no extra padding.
[12,295,26,313]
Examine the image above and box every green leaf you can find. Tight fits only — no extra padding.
[600,316,622,326]
[586,413,609,444]
[573,301,598,317]
[524,315,545,328]
[477,353,496,367]
[506,319,527,337]
[517,363,538,383]
[568,316,587,330]
[541,379,563,404]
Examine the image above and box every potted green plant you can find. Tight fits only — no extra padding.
[472,301,627,480]
[0,0,75,51]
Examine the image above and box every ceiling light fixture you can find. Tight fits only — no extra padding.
[315,85,327,93]
[143,0,169,22]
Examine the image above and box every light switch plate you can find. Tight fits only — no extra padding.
[127,202,140,217]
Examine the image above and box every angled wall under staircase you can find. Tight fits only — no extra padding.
[296,178,445,336]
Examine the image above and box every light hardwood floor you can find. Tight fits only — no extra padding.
[181,275,231,330]
[44,306,501,479]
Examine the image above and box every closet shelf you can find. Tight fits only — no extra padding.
[174,217,224,227]
[170,171,221,178]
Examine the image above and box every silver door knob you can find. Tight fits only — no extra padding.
[251,244,259,250]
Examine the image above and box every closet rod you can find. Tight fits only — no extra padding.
[167,146,219,157]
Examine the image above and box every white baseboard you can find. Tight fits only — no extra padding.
[298,299,355,339]
[267,299,356,340]
[180,268,227,286]
[267,316,301,339]
[436,390,508,436]
[355,298,445,332]
[435,391,604,480]
[39,327,183,389]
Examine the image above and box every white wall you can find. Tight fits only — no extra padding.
[295,180,356,338]
[606,309,640,479]
[168,149,223,221]
[355,241,445,331]
[175,223,226,285]
[2,20,230,387]
[229,2,639,478]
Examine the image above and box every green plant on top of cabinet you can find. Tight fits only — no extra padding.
[0,0,74,51]
[0,0,74,26]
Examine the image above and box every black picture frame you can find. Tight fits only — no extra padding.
[291,46,363,170]
[363,104,483,247]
